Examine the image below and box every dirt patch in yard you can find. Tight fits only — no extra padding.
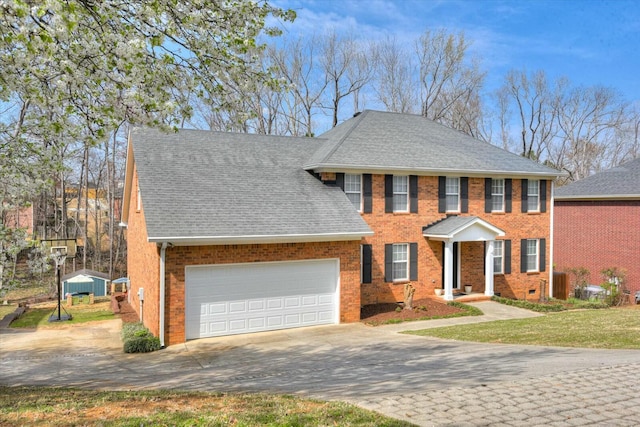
[361,298,464,325]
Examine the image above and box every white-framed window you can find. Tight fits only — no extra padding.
[527,180,540,212]
[393,175,409,212]
[526,239,539,272]
[491,179,505,212]
[446,177,460,212]
[344,174,362,211]
[392,243,408,281]
[493,240,503,274]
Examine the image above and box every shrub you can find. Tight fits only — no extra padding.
[491,296,566,312]
[121,322,161,353]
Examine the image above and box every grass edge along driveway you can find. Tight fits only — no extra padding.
[405,308,640,349]
[0,387,415,427]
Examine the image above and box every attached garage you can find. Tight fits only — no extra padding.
[185,259,340,339]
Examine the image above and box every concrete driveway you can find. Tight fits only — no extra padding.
[2,301,640,426]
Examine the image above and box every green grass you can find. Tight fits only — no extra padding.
[405,307,640,349]
[0,387,415,427]
[0,303,17,319]
[10,302,115,328]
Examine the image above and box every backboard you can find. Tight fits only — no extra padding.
[40,239,78,259]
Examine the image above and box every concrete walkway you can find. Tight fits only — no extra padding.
[2,301,640,426]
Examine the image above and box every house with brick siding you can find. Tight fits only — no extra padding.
[122,110,564,346]
[554,157,640,297]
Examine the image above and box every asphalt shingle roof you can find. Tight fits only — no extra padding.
[555,157,640,199]
[130,128,372,243]
[305,110,564,178]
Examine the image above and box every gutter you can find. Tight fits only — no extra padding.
[549,182,555,299]
[159,242,168,348]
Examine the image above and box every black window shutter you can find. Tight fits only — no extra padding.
[363,174,372,213]
[384,244,393,282]
[409,243,418,281]
[539,238,546,272]
[362,244,372,283]
[505,179,512,213]
[521,179,528,213]
[385,175,393,213]
[520,239,528,273]
[336,173,345,190]
[438,176,446,213]
[540,180,547,213]
[409,175,418,213]
[461,177,469,213]
[504,240,512,274]
[484,178,492,213]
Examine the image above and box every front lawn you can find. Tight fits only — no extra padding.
[406,306,640,349]
[0,387,414,427]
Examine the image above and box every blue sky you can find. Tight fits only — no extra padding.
[272,0,640,103]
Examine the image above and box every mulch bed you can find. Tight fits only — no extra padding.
[116,298,140,323]
[360,297,463,324]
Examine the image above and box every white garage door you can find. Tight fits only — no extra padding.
[185,259,339,339]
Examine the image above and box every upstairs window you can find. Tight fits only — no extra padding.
[344,174,362,211]
[446,177,460,212]
[491,179,505,212]
[527,180,540,212]
[393,175,409,212]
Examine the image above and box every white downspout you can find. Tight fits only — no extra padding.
[549,181,555,299]
[159,242,168,348]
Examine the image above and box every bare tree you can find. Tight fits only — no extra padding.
[269,35,328,136]
[320,31,374,127]
[556,84,627,180]
[415,29,486,134]
[497,69,559,161]
[372,36,417,113]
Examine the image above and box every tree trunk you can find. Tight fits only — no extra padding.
[404,283,415,310]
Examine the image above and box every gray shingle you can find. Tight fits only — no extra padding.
[131,128,372,243]
[555,157,640,199]
[305,110,564,178]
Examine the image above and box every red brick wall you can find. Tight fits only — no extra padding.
[3,206,34,235]
[163,241,361,345]
[354,175,552,304]
[125,166,161,336]
[554,200,640,295]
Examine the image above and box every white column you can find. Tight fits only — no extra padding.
[485,240,495,296]
[443,240,454,301]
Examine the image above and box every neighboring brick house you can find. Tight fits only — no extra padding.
[554,157,640,296]
[121,110,564,346]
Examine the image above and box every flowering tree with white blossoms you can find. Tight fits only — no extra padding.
[0,0,294,292]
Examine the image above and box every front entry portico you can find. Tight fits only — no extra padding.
[423,216,505,301]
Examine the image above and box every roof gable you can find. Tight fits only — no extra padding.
[423,216,505,241]
[305,110,564,178]
[555,157,640,200]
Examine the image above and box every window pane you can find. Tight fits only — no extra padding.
[393,194,408,211]
[346,192,361,209]
[445,177,459,212]
[344,174,361,192]
[344,174,361,211]
[392,244,408,280]
[393,176,408,212]
[393,176,408,193]
[493,241,503,274]
[528,180,539,211]
[492,179,504,212]
[526,240,538,271]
